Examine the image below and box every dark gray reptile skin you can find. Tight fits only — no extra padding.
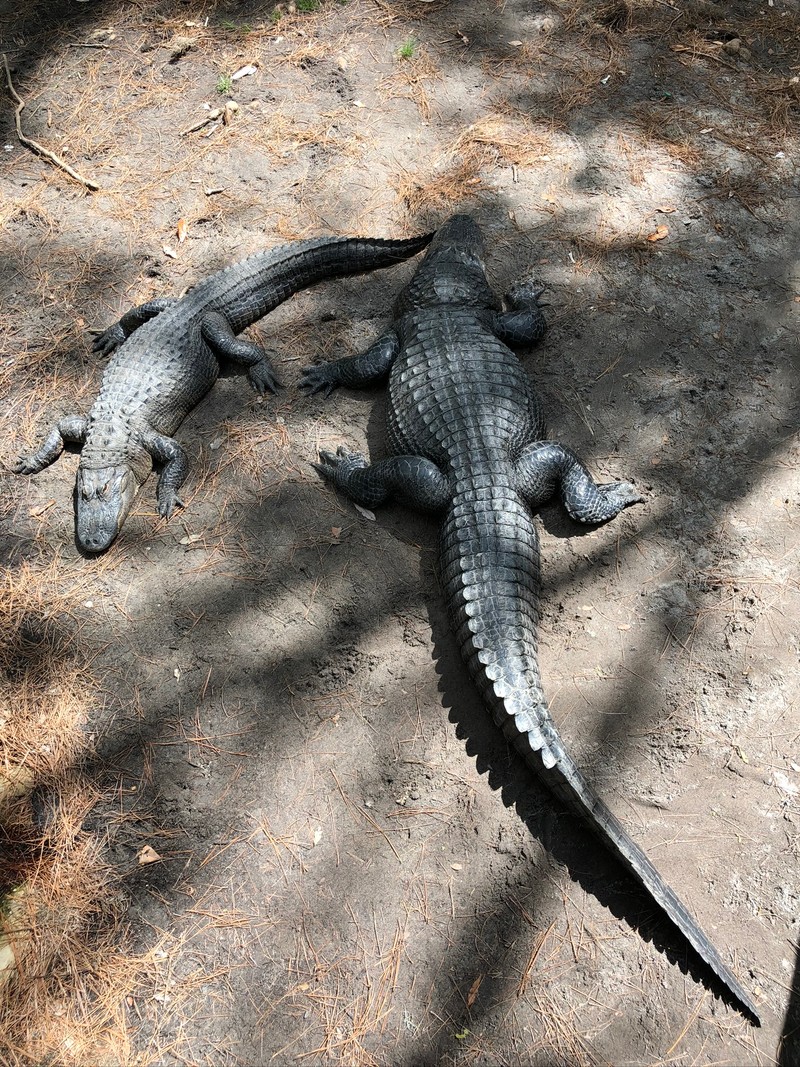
[301,214,759,1023]
[15,232,431,553]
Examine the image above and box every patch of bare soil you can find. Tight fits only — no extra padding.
[1,1,799,1063]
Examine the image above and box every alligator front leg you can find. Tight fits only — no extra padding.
[514,440,644,523]
[201,312,281,395]
[299,332,400,398]
[14,414,89,474]
[314,445,451,512]
[492,281,547,348]
[141,429,189,519]
[93,298,178,356]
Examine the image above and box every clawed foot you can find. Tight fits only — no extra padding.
[299,363,340,399]
[157,489,185,521]
[312,445,367,486]
[92,324,126,357]
[248,358,282,397]
[601,480,646,509]
[507,279,547,309]
[13,454,40,475]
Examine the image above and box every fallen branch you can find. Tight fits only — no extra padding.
[2,52,100,191]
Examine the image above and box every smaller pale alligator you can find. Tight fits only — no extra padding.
[300,214,759,1023]
[14,232,431,552]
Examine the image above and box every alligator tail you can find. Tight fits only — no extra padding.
[212,232,434,332]
[439,486,759,1023]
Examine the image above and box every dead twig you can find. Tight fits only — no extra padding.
[2,53,100,191]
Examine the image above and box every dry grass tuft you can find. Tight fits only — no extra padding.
[395,111,556,217]
[453,113,556,168]
[0,557,95,783]
[248,104,363,165]
[379,46,441,121]
[0,557,122,1065]
[0,555,223,1065]
[395,145,486,219]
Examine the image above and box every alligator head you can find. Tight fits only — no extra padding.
[395,213,499,313]
[75,464,138,553]
[426,213,485,258]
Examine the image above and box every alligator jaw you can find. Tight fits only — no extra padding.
[75,464,138,553]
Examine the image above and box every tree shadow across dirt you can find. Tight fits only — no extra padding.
[2,0,800,1061]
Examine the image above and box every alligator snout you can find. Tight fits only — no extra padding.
[75,465,136,553]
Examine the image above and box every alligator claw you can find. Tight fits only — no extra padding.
[510,280,547,303]
[299,365,339,398]
[313,446,368,485]
[604,481,646,509]
[13,455,37,474]
[157,492,185,520]
[248,361,282,396]
[92,324,126,357]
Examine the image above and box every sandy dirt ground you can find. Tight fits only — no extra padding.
[1,1,799,1064]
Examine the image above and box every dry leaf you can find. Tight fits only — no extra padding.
[354,504,376,521]
[162,245,177,259]
[177,218,189,243]
[647,225,669,242]
[137,845,162,865]
[232,63,258,80]
[466,974,484,1008]
[29,499,56,517]
[451,862,463,871]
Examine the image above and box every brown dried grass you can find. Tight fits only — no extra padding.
[395,112,556,217]
[379,45,441,121]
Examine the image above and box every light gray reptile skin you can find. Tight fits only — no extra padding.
[301,214,759,1024]
[15,232,431,552]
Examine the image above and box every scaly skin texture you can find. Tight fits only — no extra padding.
[15,233,431,552]
[301,214,760,1024]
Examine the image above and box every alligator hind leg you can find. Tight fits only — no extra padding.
[300,331,400,397]
[93,298,178,356]
[201,312,280,395]
[314,445,451,512]
[141,429,189,519]
[14,415,88,474]
[514,440,644,524]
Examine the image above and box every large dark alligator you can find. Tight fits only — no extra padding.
[300,214,759,1023]
[15,232,431,553]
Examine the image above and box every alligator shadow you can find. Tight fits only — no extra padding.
[421,552,759,1025]
[779,946,800,1064]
